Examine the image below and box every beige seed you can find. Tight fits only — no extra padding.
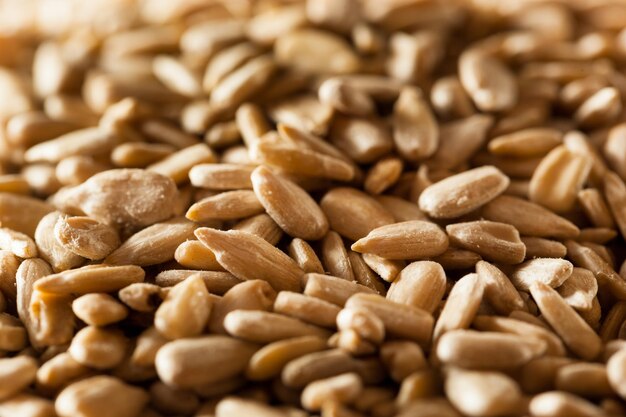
[301,373,363,411]
[392,87,439,161]
[216,397,290,417]
[140,119,199,149]
[152,55,201,97]
[274,291,340,329]
[131,327,168,368]
[52,169,178,235]
[203,42,261,91]
[275,29,359,75]
[111,142,175,168]
[446,220,526,265]
[253,140,355,182]
[604,123,626,181]
[232,213,284,245]
[321,187,394,241]
[36,352,90,390]
[35,265,145,295]
[174,240,222,271]
[607,349,626,399]
[329,116,393,164]
[35,212,84,272]
[303,273,375,307]
[189,163,253,190]
[118,283,163,313]
[210,55,276,110]
[195,228,303,292]
[509,258,573,291]
[208,280,276,334]
[186,190,264,222]
[556,268,598,311]
[474,315,565,357]
[155,270,241,297]
[575,86,622,128]
[54,215,120,261]
[374,195,427,222]
[429,114,494,169]
[530,282,602,360]
[566,240,626,300]
[322,231,355,282]
[419,166,510,219]
[363,157,404,195]
[24,127,118,164]
[205,120,241,148]
[55,376,148,417]
[459,49,518,112]
[476,261,526,315]
[529,145,592,213]
[224,310,330,343]
[352,220,449,260]
[318,77,374,117]
[387,261,446,313]
[482,195,580,239]
[432,247,483,270]
[251,166,328,240]
[361,253,404,283]
[246,336,328,381]
[288,238,324,274]
[577,188,615,229]
[604,171,626,241]
[488,128,562,158]
[0,193,54,238]
[281,349,360,389]
[156,336,257,388]
[430,75,475,119]
[155,275,212,340]
[104,217,196,266]
[522,237,568,259]
[68,326,128,369]
[433,273,484,341]
[555,362,612,398]
[380,341,427,382]
[437,329,545,370]
[336,307,385,344]
[0,356,38,400]
[529,391,605,417]
[346,293,433,345]
[445,368,522,417]
[148,143,216,185]
[72,293,128,327]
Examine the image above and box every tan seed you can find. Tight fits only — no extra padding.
[419,166,510,219]
[446,220,526,265]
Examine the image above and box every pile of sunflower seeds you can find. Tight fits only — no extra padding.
[2,0,626,416]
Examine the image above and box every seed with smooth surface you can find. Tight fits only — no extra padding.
[509,258,573,291]
[445,368,522,417]
[68,326,128,369]
[224,310,330,343]
[55,376,148,417]
[392,87,439,161]
[155,336,258,388]
[387,261,446,313]
[301,372,363,411]
[446,220,526,265]
[186,190,264,222]
[530,282,602,360]
[154,274,212,340]
[529,391,605,417]
[246,336,328,381]
[321,187,394,241]
[437,330,545,370]
[352,220,449,260]
[419,166,510,219]
[251,166,328,240]
[433,273,484,341]
[72,293,128,326]
[0,356,38,400]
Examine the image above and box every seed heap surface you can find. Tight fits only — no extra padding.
[2,0,626,416]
